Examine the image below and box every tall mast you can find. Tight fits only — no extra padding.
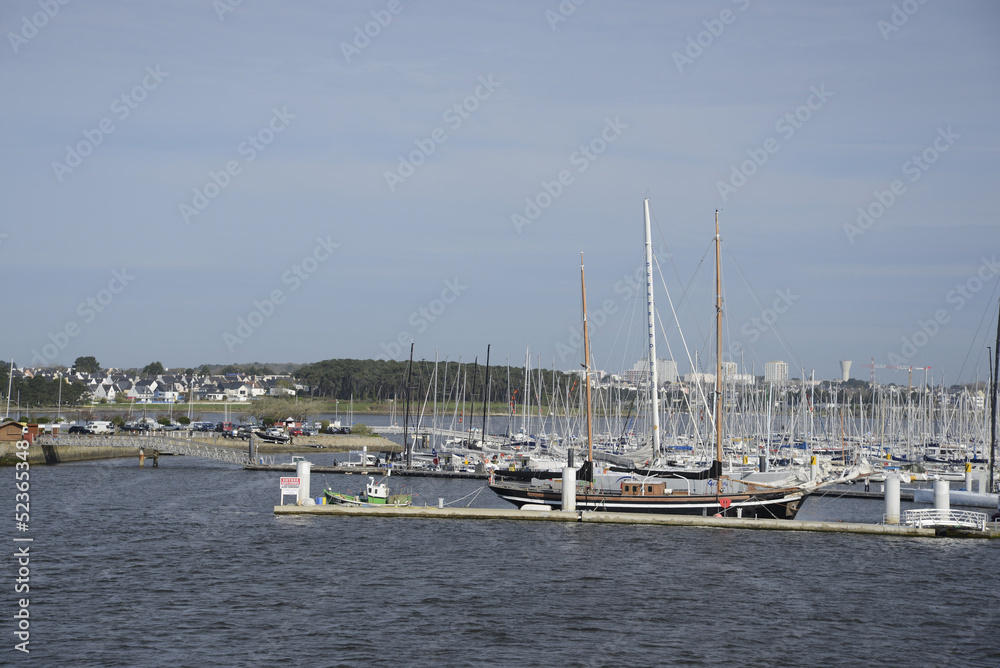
[404,343,414,469]
[714,210,724,477]
[581,253,594,481]
[990,298,999,493]
[481,344,491,449]
[644,199,661,460]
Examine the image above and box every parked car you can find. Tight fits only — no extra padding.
[122,422,151,433]
[288,427,304,436]
[68,425,94,435]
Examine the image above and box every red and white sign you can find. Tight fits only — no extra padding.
[280,477,300,489]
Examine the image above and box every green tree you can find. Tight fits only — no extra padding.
[73,356,101,373]
[198,364,212,375]
[177,416,191,425]
[143,361,165,376]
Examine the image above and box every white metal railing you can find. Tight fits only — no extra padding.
[902,508,988,531]
[37,434,250,465]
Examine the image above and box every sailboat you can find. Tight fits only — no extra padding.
[488,201,813,518]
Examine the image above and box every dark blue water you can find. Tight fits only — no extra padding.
[10,456,999,667]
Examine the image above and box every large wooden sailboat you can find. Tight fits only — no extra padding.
[488,201,809,518]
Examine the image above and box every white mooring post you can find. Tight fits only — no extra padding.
[933,479,950,512]
[561,466,576,512]
[884,473,901,525]
[810,455,819,482]
[296,459,312,505]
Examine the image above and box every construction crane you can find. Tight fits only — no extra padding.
[862,358,931,389]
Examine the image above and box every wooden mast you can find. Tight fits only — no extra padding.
[581,252,594,483]
[713,210,724,479]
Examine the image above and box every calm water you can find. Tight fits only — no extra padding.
[11,455,1000,667]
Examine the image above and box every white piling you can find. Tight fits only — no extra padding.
[884,473,900,525]
[933,479,950,511]
[810,455,819,482]
[296,459,311,505]
[965,469,974,492]
[561,467,576,512]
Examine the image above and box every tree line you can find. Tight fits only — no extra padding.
[1,363,87,409]
[293,358,579,406]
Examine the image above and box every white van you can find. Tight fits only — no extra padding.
[86,420,115,435]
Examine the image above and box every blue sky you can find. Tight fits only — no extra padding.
[1,0,999,384]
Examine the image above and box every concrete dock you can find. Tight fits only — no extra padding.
[273,504,1000,538]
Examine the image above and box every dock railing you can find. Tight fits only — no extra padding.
[901,508,989,531]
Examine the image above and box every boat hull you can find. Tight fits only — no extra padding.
[488,483,803,519]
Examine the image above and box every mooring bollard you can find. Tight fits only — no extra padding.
[934,479,950,512]
[884,473,900,525]
[438,498,444,509]
[139,448,145,468]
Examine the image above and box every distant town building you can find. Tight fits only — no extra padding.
[721,361,756,386]
[684,372,716,385]
[764,361,788,384]
[623,359,678,384]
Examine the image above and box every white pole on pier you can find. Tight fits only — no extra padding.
[933,479,950,511]
[884,473,900,525]
[296,459,312,505]
[561,466,576,512]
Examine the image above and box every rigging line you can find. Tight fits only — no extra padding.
[654,306,706,449]
[649,206,690,305]
[721,239,804,372]
[652,252,715,442]
[674,241,716,351]
[955,281,1000,384]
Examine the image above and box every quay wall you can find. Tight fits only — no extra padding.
[0,443,138,466]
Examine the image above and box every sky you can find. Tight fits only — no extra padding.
[1,0,999,384]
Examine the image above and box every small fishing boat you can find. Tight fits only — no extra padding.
[324,476,412,507]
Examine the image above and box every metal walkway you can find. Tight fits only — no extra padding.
[37,434,250,465]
